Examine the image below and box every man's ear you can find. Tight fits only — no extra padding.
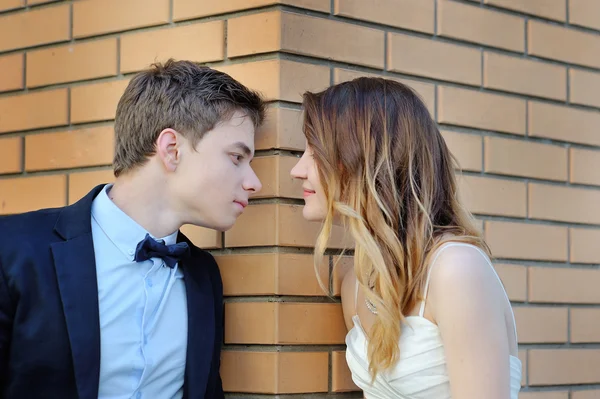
[156,128,180,172]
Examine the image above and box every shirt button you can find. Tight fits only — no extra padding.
[136,392,142,399]
[128,249,135,256]
[146,280,153,287]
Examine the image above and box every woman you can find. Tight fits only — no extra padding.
[290,77,521,398]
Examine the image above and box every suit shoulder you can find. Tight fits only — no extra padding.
[0,207,62,251]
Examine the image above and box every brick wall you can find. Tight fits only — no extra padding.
[1,0,600,397]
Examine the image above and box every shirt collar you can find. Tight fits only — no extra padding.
[91,184,178,260]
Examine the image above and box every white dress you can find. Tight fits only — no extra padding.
[345,243,522,399]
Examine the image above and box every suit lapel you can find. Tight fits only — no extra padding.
[51,236,101,399]
[181,245,215,399]
[51,185,105,399]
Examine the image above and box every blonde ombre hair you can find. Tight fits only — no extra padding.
[302,77,490,379]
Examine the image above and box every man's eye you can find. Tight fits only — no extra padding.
[231,154,243,163]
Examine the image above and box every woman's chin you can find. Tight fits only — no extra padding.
[302,206,326,222]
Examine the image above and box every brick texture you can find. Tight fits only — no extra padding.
[484,136,567,181]
[0,175,66,215]
[0,4,70,52]
[0,89,68,133]
[569,0,600,30]
[335,0,434,33]
[0,0,23,12]
[388,33,481,86]
[221,351,329,393]
[458,175,526,217]
[513,306,568,343]
[483,52,567,100]
[25,126,114,172]
[73,0,169,38]
[70,79,131,124]
[173,0,330,21]
[120,22,225,73]
[484,0,566,21]
[26,39,118,88]
[1,1,599,395]
[0,137,22,174]
[528,102,600,146]
[0,53,24,92]
[229,11,385,68]
[437,0,525,52]
[528,183,600,225]
[569,68,600,108]
[528,21,600,69]
[570,228,600,264]
[438,86,526,134]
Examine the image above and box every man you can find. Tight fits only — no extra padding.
[0,59,265,398]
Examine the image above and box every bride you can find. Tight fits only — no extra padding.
[290,77,521,398]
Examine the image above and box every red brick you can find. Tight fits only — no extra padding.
[225,302,346,344]
[0,137,22,174]
[0,53,24,92]
[216,60,329,103]
[484,136,567,181]
[120,22,224,74]
[26,39,118,88]
[484,52,566,100]
[528,183,600,225]
[528,20,600,69]
[0,0,23,12]
[569,68,600,108]
[220,351,329,393]
[388,33,481,86]
[25,126,114,171]
[0,89,68,133]
[70,79,131,124]
[73,0,169,38]
[513,307,568,343]
[529,349,600,385]
[458,175,526,217]
[484,0,566,21]
[569,0,600,30]
[438,86,526,134]
[0,4,70,52]
[529,267,600,304]
[438,0,525,52]
[228,11,385,69]
[68,170,113,204]
[0,175,66,215]
[173,0,329,21]
[334,0,434,34]
[485,221,567,261]
[528,102,600,147]
[570,228,600,264]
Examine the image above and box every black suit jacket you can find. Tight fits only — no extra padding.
[0,185,224,398]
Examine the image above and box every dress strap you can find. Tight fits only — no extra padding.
[419,242,462,317]
[417,242,519,342]
[354,279,360,316]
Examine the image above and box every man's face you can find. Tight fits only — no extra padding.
[171,110,262,231]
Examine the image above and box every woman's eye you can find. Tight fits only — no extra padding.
[231,154,243,163]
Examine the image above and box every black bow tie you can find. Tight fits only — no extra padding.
[134,233,190,268]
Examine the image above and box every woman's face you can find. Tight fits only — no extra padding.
[290,143,328,222]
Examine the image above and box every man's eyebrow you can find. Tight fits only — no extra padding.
[230,142,253,157]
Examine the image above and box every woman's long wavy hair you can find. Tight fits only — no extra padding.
[302,77,490,379]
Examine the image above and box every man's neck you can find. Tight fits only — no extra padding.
[108,172,181,239]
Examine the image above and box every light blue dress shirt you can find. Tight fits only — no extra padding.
[91,184,188,399]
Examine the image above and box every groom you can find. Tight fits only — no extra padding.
[0,59,265,398]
